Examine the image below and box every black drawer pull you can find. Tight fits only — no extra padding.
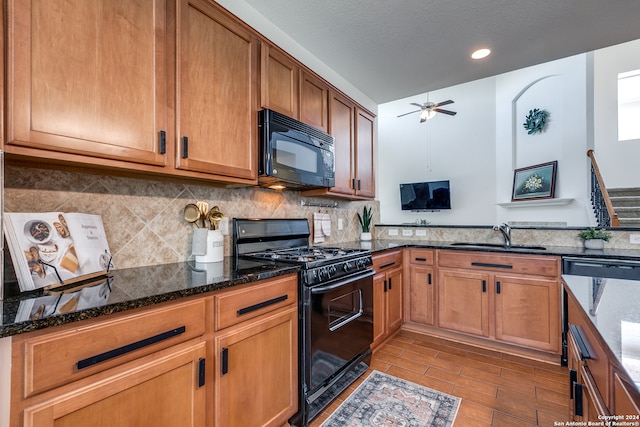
[237,295,288,316]
[76,326,186,370]
[181,136,189,158]
[379,261,396,269]
[482,280,487,292]
[159,130,166,154]
[415,257,427,262]
[496,281,501,294]
[569,369,577,398]
[221,348,229,375]
[574,382,583,416]
[427,273,432,285]
[198,358,206,387]
[471,262,513,269]
[569,325,592,360]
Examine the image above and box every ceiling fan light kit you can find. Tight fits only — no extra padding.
[398,99,457,123]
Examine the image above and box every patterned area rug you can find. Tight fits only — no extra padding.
[320,370,461,427]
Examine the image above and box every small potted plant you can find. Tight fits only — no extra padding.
[357,206,373,241]
[578,227,612,250]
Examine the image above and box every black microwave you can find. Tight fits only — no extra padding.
[258,109,335,189]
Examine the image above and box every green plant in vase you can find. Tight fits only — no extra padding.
[578,227,612,250]
[357,206,372,241]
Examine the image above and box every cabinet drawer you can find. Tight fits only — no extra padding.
[21,298,206,398]
[372,250,403,272]
[215,274,297,331]
[409,249,434,265]
[438,250,559,277]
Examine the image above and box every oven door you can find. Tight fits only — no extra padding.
[307,269,374,393]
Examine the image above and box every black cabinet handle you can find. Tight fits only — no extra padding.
[569,369,577,398]
[482,280,486,293]
[198,358,206,387]
[221,348,229,375]
[182,136,189,158]
[352,178,357,190]
[383,279,387,292]
[569,325,592,360]
[237,295,288,316]
[158,130,166,154]
[427,273,432,285]
[415,257,427,262]
[471,262,513,269]
[388,278,393,290]
[77,326,186,370]
[379,261,396,269]
[496,281,501,294]
[574,382,583,416]
[357,179,362,190]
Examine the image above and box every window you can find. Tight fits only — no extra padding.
[618,69,640,141]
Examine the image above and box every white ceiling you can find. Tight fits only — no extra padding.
[242,0,640,104]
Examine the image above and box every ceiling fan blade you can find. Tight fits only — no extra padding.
[434,108,457,116]
[409,102,425,108]
[397,109,421,117]
[433,100,454,108]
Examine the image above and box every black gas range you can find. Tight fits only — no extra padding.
[232,218,374,426]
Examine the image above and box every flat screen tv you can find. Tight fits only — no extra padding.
[400,180,451,211]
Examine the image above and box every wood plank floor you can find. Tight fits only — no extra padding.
[310,330,570,426]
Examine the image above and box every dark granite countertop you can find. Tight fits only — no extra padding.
[326,239,640,260]
[563,274,640,391]
[1,258,299,338]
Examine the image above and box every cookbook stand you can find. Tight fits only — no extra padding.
[41,250,114,294]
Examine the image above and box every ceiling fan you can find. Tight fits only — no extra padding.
[397,100,457,122]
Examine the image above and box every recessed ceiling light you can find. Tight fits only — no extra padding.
[471,48,491,60]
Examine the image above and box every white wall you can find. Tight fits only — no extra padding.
[379,54,593,226]
[594,39,640,188]
[378,79,497,225]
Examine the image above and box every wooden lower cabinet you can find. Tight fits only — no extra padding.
[438,268,490,337]
[436,251,561,353]
[22,340,207,427]
[408,264,435,325]
[372,251,403,348]
[214,306,298,427]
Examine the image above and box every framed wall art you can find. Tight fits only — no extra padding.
[511,161,557,201]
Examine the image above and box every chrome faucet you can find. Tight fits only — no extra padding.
[493,223,511,247]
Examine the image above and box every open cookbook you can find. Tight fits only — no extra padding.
[3,212,112,292]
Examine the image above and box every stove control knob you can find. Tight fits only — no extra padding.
[343,261,353,272]
[318,268,328,280]
[328,265,337,276]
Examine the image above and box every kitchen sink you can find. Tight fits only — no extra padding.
[450,242,546,251]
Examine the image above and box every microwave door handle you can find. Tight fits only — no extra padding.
[328,290,364,332]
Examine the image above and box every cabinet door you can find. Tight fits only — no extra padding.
[327,91,356,196]
[354,108,375,198]
[6,0,167,166]
[438,269,490,337]
[176,0,257,181]
[494,274,560,352]
[409,265,435,325]
[299,70,328,132]
[23,341,206,427]
[215,306,298,427]
[260,44,299,119]
[372,272,387,347]
[386,268,404,333]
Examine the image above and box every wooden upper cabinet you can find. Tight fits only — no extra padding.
[5,0,168,166]
[175,0,258,181]
[260,44,299,119]
[354,107,375,198]
[327,91,356,196]
[299,70,329,133]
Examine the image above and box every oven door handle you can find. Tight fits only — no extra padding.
[329,290,364,332]
[310,269,375,294]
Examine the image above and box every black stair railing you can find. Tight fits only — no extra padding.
[587,150,620,227]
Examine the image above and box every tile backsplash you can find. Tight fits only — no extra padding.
[3,165,378,270]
